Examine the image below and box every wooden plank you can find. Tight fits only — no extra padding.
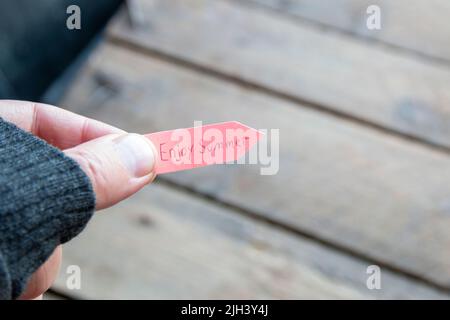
[52,183,447,299]
[108,0,450,150]
[250,0,450,63]
[61,43,450,289]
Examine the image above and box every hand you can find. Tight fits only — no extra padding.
[0,100,157,299]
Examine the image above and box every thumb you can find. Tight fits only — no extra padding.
[64,133,156,210]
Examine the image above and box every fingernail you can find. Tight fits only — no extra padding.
[114,133,155,178]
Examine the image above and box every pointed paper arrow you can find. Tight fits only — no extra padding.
[145,121,263,174]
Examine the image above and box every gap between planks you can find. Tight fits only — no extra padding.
[237,0,450,68]
[108,0,450,152]
[52,182,450,299]
[156,178,450,295]
[107,35,450,159]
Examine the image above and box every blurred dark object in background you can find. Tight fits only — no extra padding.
[0,0,122,102]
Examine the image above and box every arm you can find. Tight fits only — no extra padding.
[0,100,156,299]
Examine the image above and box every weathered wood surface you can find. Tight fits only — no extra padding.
[53,183,447,299]
[61,43,450,290]
[109,0,450,150]
[251,0,450,63]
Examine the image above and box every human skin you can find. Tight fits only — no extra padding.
[0,100,157,299]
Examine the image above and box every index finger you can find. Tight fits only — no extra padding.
[0,100,125,149]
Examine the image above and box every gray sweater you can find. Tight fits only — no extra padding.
[0,117,95,299]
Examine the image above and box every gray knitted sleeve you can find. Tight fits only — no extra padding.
[0,117,95,299]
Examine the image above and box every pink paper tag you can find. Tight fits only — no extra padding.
[145,121,263,174]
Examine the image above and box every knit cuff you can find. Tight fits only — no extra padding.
[0,117,95,299]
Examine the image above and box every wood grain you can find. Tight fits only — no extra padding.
[108,0,450,150]
[52,183,447,299]
[250,0,450,63]
[61,43,450,289]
